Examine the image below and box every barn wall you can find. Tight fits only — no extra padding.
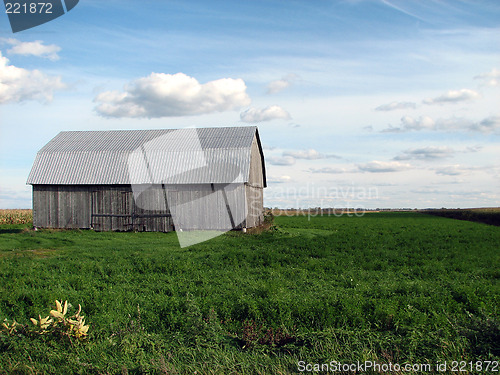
[165,183,246,230]
[245,185,263,228]
[248,136,264,188]
[88,185,174,232]
[33,185,91,229]
[131,185,173,232]
[245,135,265,227]
[32,183,252,231]
[33,185,174,231]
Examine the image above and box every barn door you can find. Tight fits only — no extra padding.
[91,189,132,231]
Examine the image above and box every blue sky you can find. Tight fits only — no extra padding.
[1,0,499,209]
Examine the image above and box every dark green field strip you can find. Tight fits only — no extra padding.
[0,212,499,374]
[422,209,500,226]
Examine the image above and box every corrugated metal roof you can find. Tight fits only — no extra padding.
[27,126,264,185]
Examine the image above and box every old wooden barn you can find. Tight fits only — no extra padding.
[27,126,266,232]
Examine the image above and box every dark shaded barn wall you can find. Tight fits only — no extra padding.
[33,185,172,231]
[33,185,92,229]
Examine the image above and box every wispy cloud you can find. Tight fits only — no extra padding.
[309,166,353,174]
[283,149,340,160]
[267,175,292,183]
[0,51,66,104]
[465,145,483,153]
[379,0,426,22]
[267,156,296,166]
[474,68,500,87]
[357,160,412,173]
[94,72,250,118]
[381,115,435,132]
[268,148,341,168]
[468,116,500,133]
[375,101,416,111]
[263,144,277,151]
[309,161,413,174]
[422,88,480,105]
[435,165,467,176]
[433,163,493,177]
[240,105,291,123]
[381,115,500,134]
[266,74,298,94]
[394,146,455,161]
[1,38,61,61]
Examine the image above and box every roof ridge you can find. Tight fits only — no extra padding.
[57,125,257,133]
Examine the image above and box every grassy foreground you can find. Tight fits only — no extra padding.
[0,212,499,374]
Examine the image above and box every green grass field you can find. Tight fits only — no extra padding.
[0,212,499,374]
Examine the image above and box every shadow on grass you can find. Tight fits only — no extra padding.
[0,228,25,234]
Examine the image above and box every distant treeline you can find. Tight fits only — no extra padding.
[422,208,500,226]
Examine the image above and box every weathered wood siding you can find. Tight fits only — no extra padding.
[33,185,173,231]
[245,135,265,227]
[131,185,173,232]
[32,183,250,231]
[91,185,173,232]
[248,135,264,188]
[166,183,246,230]
[33,185,91,229]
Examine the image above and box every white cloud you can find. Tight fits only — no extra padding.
[433,164,490,177]
[309,167,352,174]
[357,161,412,173]
[263,144,277,151]
[0,51,66,104]
[267,156,296,166]
[474,68,500,87]
[94,72,251,118]
[311,161,413,174]
[375,101,416,111]
[401,115,436,130]
[394,146,455,161]
[468,116,500,133]
[423,89,480,105]
[381,115,500,134]
[268,175,292,183]
[283,149,340,160]
[2,39,61,61]
[465,145,483,153]
[382,115,435,132]
[435,165,466,176]
[240,105,291,123]
[266,74,298,94]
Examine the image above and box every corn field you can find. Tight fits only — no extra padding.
[0,209,33,225]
